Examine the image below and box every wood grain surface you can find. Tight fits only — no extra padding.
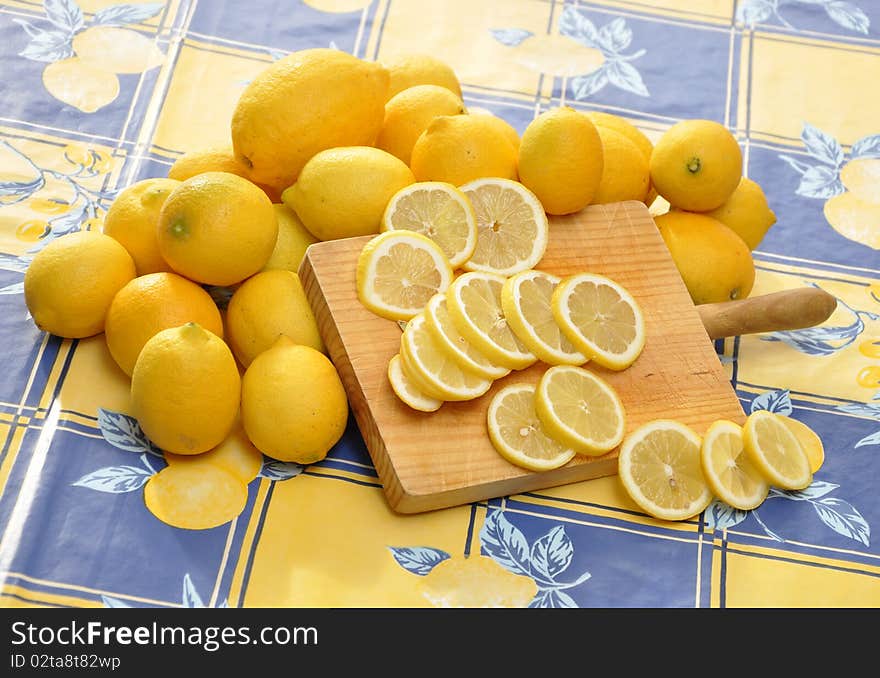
[299,200,745,514]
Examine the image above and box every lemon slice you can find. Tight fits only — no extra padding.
[486,383,576,472]
[381,182,478,269]
[446,271,537,370]
[387,353,443,412]
[777,414,824,474]
[423,292,511,380]
[534,365,626,456]
[617,419,713,521]
[700,419,770,510]
[356,230,453,321]
[551,272,646,371]
[400,313,493,401]
[459,177,549,276]
[501,269,588,366]
[743,410,812,490]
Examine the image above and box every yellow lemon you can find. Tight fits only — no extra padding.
[131,322,241,455]
[702,176,777,250]
[416,554,538,608]
[592,126,650,205]
[776,414,825,474]
[382,53,462,100]
[376,84,467,165]
[24,230,136,339]
[241,336,348,464]
[584,111,654,165]
[517,106,603,215]
[42,58,119,113]
[468,109,521,150]
[823,191,880,250]
[282,146,415,241]
[410,115,518,186]
[167,145,281,202]
[261,203,318,273]
[650,119,742,212]
[164,418,263,483]
[225,269,325,368]
[840,158,880,203]
[102,178,180,276]
[104,272,224,377]
[654,211,755,304]
[157,171,278,286]
[231,48,389,193]
[72,26,164,74]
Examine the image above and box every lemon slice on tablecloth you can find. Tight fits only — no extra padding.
[356,230,453,321]
[743,410,812,490]
[617,419,713,521]
[501,269,588,366]
[700,419,770,510]
[387,352,443,412]
[459,177,549,276]
[382,181,478,269]
[776,413,825,474]
[486,382,576,472]
[535,364,625,456]
[445,270,537,371]
[551,271,646,371]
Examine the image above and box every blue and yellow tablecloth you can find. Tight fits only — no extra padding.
[0,0,878,608]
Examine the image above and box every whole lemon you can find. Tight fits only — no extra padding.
[261,203,318,273]
[469,109,521,151]
[167,144,281,202]
[584,110,655,204]
[650,119,742,212]
[517,106,603,215]
[702,176,777,250]
[157,171,278,286]
[376,84,467,165]
[410,115,518,186]
[592,126,650,204]
[226,269,325,368]
[231,48,389,193]
[282,146,414,241]
[131,322,241,455]
[654,211,755,305]
[382,53,462,100]
[241,336,348,464]
[24,230,136,338]
[104,272,224,376]
[103,177,180,276]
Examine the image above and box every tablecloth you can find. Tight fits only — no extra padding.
[0,0,878,609]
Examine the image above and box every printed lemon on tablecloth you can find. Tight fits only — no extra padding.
[144,463,248,531]
[164,419,264,484]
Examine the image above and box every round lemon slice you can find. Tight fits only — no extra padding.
[743,410,812,490]
[700,419,770,510]
[551,272,646,371]
[501,269,588,366]
[400,313,493,401]
[486,383,576,472]
[776,414,824,474]
[381,181,478,269]
[356,230,454,321]
[446,271,537,370]
[423,292,511,380]
[387,353,443,412]
[617,419,713,521]
[459,177,549,276]
[534,365,625,456]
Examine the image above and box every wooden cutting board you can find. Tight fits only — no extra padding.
[298,200,746,514]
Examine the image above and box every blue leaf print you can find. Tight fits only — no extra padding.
[851,134,880,159]
[182,574,205,608]
[801,122,845,167]
[93,2,164,26]
[97,408,163,457]
[571,69,608,100]
[796,165,845,199]
[17,28,73,62]
[0,282,24,296]
[824,1,870,34]
[736,0,774,24]
[101,595,132,608]
[71,465,152,493]
[769,481,838,501]
[604,60,649,96]
[490,28,533,47]
[778,154,814,175]
[529,525,573,581]
[258,458,304,481]
[813,497,870,546]
[45,0,84,33]
[705,499,749,529]
[597,17,632,53]
[761,295,875,356]
[480,510,531,577]
[854,430,880,448]
[529,589,577,608]
[388,546,450,576]
[559,6,599,46]
[0,253,30,274]
[836,401,880,419]
[750,389,793,415]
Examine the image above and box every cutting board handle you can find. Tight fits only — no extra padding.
[697,287,837,339]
